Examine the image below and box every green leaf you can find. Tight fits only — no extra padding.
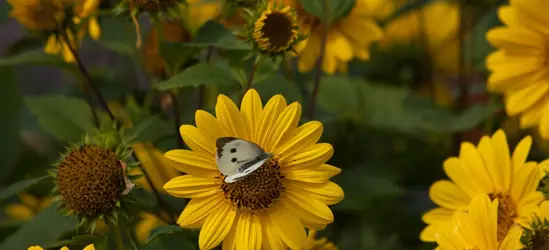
[0,204,78,250]
[184,20,250,50]
[154,63,235,90]
[0,68,22,183]
[25,95,97,142]
[98,16,137,56]
[45,234,105,248]
[316,76,360,117]
[159,41,200,73]
[298,0,355,24]
[0,176,48,203]
[0,50,77,73]
[146,225,185,243]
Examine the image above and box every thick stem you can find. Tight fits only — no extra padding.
[307,0,330,119]
[246,58,259,91]
[58,26,115,121]
[197,47,214,110]
[453,1,470,154]
[109,222,125,250]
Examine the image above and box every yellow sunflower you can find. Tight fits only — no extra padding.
[272,0,383,74]
[4,193,52,221]
[421,130,544,243]
[380,0,460,107]
[180,0,223,34]
[163,89,344,249]
[251,3,300,55]
[7,0,65,31]
[485,0,549,139]
[303,230,337,250]
[28,244,95,250]
[435,194,522,250]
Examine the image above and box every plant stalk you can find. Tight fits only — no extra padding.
[308,0,330,119]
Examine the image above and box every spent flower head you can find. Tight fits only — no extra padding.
[50,124,137,230]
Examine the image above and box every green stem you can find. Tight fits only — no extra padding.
[110,222,125,250]
[307,0,330,119]
[246,57,260,91]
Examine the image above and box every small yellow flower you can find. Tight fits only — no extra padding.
[435,194,522,250]
[485,0,549,139]
[273,0,383,74]
[4,193,52,221]
[73,0,102,40]
[163,89,344,249]
[28,244,95,250]
[302,230,337,250]
[7,0,65,31]
[421,130,545,243]
[251,3,300,55]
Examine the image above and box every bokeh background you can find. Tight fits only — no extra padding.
[0,0,541,249]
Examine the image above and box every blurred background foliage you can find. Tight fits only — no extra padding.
[0,0,539,249]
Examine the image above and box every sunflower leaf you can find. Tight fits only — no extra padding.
[183,20,250,50]
[144,225,196,250]
[0,204,78,250]
[25,95,98,142]
[154,63,236,90]
[0,50,77,73]
[0,175,49,203]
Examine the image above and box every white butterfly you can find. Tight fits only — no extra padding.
[215,137,274,183]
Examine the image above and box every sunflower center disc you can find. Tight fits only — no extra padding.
[530,228,549,250]
[260,12,294,49]
[489,192,517,242]
[221,158,284,212]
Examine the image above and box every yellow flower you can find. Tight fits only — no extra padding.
[4,193,52,221]
[44,30,78,63]
[133,143,180,193]
[435,194,522,250]
[485,0,549,139]
[135,212,168,243]
[7,0,65,31]
[273,0,383,74]
[251,3,300,55]
[180,0,222,34]
[421,130,544,243]
[73,0,102,40]
[28,244,95,250]
[163,89,344,249]
[381,0,460,107]
[302,230,337,250]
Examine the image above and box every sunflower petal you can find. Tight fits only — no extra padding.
[269,204,306,249]
[178,193,224,228]
[180,125,215,156]
[422,207,453,224]
[273,121,323,156]
[285,180,343,205]
[511,136,532,173]
[240,89,263,140]
[420,225,438,242]
[199,203,237,250]
[235,213,262,250]
[283,189,334,228]
[164,149,218,177]
[195,110,228,144]
[256,95,287,148]
[163,175,220,198]
[261,215,285,250]
[216,94,249,140]
[264,102,301,152]
[285,164,340,183]
[281,143,333,170]
[510,162,541,202]
[429,180,470,210]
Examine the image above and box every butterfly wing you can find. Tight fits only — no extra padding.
[224,157,271,183]
[215,137,267,176]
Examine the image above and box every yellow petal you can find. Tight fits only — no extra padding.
[264,102,302,152]
[269,204,306,249]
[538,101,549,139]
[273,121,323,157]
[5,204,34,220]
[235,213,262,250]
[490,130,511,190]
[486,27,544,51]
[164,149,218,177]
[468,195,497,250]
[505,83,549,115]
[240,89,263,140]
[83,244,95,250]
[199,203,237,250]
[260,215,285,250]
[27,247,45,250]
[195,110,228,143]
[285,180,343,205]
[221,218,238,250]
[511,136,532,174]
[255,95,287,148]
[163,175,220,198]
[134,143,179,193]
[281,143,333,170]
[180,125,216,156]
[510,162,541,202]
[216,94,249,140]
[178,193,224,228]
[429,180,470,210]
[422,207,453,224]
[443,158,482,197]
[88,17,101,40]
[520,97,548,128]
[517,191,544,219]
[285,164,340,183]
[461,141,493,192]
[282,189,334,228]
[420,225,438,242]
[498,225,522,250]
[44,35,60,54]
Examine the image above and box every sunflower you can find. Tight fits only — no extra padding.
[28,244,95,250]
[421,130,544,243]
[180,0,223,33]
[380,0,460,107]
[249,2,300,56]
[163,89,344,249]
[435,194,522,250]
[272,0,383,74]
[303,230,337,250]
[520,201,549,249]
[7,0,65,31]
[486,0,549,139]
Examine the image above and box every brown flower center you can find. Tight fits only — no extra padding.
[259,12,294,49]
[531,228,549,250]
[489,192,517,242]
[220,158,284,212]
[56,145,124,217]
